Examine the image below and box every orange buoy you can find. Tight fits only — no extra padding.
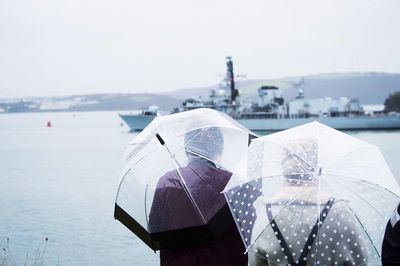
[47,121,52,127]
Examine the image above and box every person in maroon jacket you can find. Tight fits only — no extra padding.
[148,127,248,266]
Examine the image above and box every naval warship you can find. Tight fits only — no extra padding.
[119,57,400,131]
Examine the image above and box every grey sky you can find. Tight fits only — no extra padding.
[1,0,400,98]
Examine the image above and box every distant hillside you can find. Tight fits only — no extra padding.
[0,93,181,113]
[1,72,399,113]
[282,72,400,104]
[68,93,181,111]
[168,72,400,105]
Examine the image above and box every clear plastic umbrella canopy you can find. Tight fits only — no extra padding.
[115,108,256,250]
[224,121,400,265]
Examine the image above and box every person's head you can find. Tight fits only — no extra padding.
[281,137,318,186]
[184,127,224,160]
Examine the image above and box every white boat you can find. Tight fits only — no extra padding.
[119,106,160,131]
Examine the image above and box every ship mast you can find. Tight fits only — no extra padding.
[226,56,239,104]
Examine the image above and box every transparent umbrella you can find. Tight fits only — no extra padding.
[114,108,257,250]
[224,121,400,265]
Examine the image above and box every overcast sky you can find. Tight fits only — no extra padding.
[1,0,400,98]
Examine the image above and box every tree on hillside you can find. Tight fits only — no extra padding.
[384,91,400,112]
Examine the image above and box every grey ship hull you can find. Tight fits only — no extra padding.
[237,115,400,131]
[119,112,400,132]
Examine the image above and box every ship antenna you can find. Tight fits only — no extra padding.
[226,56,239,104]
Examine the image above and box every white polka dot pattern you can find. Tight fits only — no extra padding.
[223,122,400,265]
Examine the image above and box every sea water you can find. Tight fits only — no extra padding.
[0,111,399,265]
[0,112,158,265]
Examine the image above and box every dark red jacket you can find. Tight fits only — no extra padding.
[148,159,247,266]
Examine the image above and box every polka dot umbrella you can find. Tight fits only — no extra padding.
[223,121,400,265]
[114,108,257,250]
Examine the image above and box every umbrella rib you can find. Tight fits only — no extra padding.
[155,132,207,224]
[314,120,321,266]
[125,145,158,162]
[262,139,317,172]
[322,176,382,257]
[246,189,314,253]
[324,146,376,170]
[174,166,207,224]
[115,159,152,205]
[329,176,386,217]
[163,146,207,224]
[184,149,227,171]
[224,175,297,192]
[120,147,160,179]
[325,172,400,199]
[325,173,400,222]
[291,194,311,234]
[144,149,168,232]
[144,183,151,233]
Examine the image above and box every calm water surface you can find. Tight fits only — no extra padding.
[0,112,399,265]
